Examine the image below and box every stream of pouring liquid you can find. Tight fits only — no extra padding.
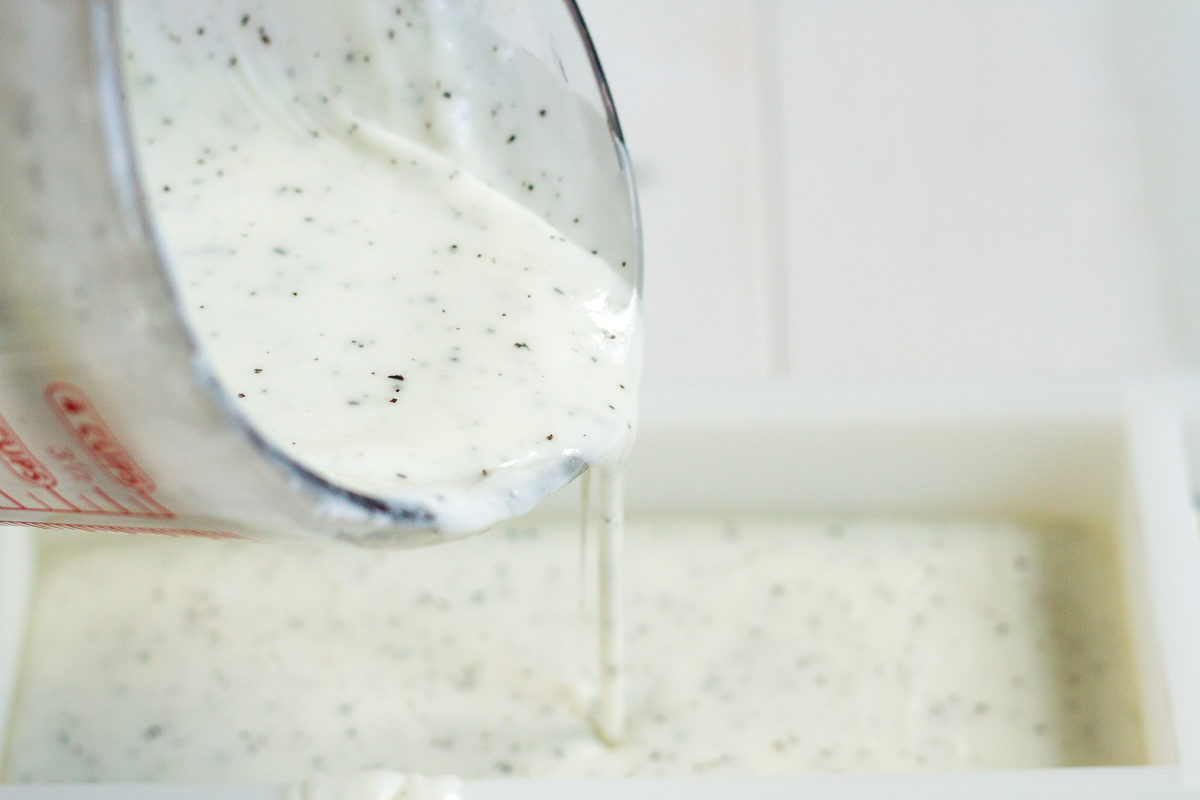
[581,463,626,744]
[598,466,626,744]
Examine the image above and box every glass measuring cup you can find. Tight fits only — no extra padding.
[0,0,641,546]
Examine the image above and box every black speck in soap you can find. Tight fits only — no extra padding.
[258,27,271,45]
[514,342,529,350]
[539,108,547,117]
[387,375,405,381]
[546,434,553,440]
[241,14,250,27]
[254,369,263,373]
[506,135,516,144]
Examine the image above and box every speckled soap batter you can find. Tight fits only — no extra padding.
[119,0,640,531]
[4,517,1145,782]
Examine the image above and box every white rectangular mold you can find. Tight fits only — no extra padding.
[4,379,1200,798]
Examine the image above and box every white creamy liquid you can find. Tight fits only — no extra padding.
[119,0,638,748]
[292,770,463,800]
[120,0,640,534]
[4,517,1146,782]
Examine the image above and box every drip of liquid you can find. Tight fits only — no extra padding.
[579,463,626,744]
[596,463,626,744]
[289,770,463,800]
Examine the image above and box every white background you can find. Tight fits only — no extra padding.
[575,0,1200,382]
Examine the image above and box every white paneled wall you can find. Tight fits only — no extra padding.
[576,1,1200,382]
[577,0,787,380]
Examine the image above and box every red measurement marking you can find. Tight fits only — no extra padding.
[23,492,52,510]
[1,520,244,540]
[76,493,104,512]
[45,488,81,512]
[0,412,57,488]
[45,382,157,494]
[91,486,130,514]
